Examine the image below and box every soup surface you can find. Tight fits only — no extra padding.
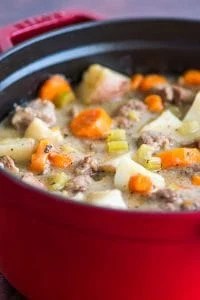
[1,65,200,211]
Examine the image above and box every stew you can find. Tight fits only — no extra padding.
[1,64,200,211]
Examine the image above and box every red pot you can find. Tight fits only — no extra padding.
[0,11,200,300]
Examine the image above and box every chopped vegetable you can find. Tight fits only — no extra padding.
[39,74,71,102]
[77,64,130,104]
[168,105,182,118]
[87,189,126,209]
[54,91,76,108]
[191,175,200,186]
[144,94,164,113]
[184,92,200,123]
[49,152,72,169]
[182,69,200,86]
[70,108,112,139]
[136,144,161,170]
[128,110,140,121]
[114,157,165,191]
[178,120,200,136]
[30,139,51,173]
[107,141,129,153]
[139,74,167,92]
[47,172,69,191]
[145,157,161,171]
[0,138,36,162]
[157,148,200,169]
[128,174,152,194]
[136,144,154,165]
[130,74,144,90]
[107,129,126,142]
[25,118,63,143]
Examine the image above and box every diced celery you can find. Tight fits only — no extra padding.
[47,172,69,191]
[145,157,161,171]
[107,129,126,142]
[177,120,200,136]
[54,91,76,108]
[128,110,140,121]
[107,141,129,153]
[136,144,154,166]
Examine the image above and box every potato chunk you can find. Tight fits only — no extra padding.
[25,118,63,144]
[77,64,130,104]
[0,138,36,162]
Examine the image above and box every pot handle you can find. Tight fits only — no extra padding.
[0,10,99,52]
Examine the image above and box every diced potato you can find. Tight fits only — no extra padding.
[99,152,132,173]
[25,118,63,144]
[184,92,200,122]
[114,157,165,191]
[0,138,36,162]
[87,189,127,209]
[77,64,130,104]
[141,110,182,136]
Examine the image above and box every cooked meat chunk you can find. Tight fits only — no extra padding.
[138,131,174,151]
[21,172,46,189]
[0,155,19,173]
[75,156,98,176]
[68,175,92,192]
[12,99,56,131]
[153,84,194,104]
[115,99,146,128]
[117,99,146,117]
[150,188,181,203]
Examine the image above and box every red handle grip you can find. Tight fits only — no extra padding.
[0,10,98,52]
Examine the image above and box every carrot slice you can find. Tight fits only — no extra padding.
[139,74,167,92]
[182,69,200,86]
[144,94,164,113]
[49,152,72,169]
[128,174,152,194]
[70,108,112,139]
[157,148,200,169]
[131,74,144,90]
[30,139,52,173]
[39,75,71,102]
[191,175,200,186]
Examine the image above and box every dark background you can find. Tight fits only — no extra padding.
[0,0,199,26]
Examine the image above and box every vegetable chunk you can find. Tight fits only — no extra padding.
[77,64,130,103]
[0,138,35,162]
[157,148,200,169]
[70,108,112,139]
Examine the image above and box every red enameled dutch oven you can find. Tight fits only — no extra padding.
[1,10,200,300]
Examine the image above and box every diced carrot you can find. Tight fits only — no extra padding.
[131,74,144,90]
[139,74,167,92]
[144,94,164,113]
[70,108,112,139]
[182,69,200,86]
[128,174,152,194]
[39,75,71,102]
[191,175,200,186]
[30,139,52,173]
[49,152,72,169]
[157,148,200,169]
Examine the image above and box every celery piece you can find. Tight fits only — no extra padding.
[178,120,200,136]
[128,110,140,121]
[107,141,129,153]
[54,91,76,108]
[107,129,126,142]
[47,172,69,191]
[145,157,161,171]
[136,144,154,166]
